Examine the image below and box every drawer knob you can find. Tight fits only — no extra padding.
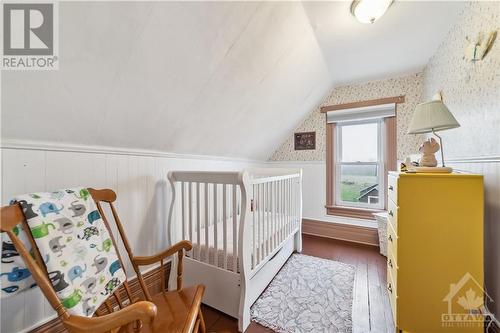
[389,210,394,217]
[388,259,393,268]
[388,235,393,242]
[389,185,394,191]
[388,283,393,293]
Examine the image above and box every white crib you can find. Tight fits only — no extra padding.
[167,168,302,332]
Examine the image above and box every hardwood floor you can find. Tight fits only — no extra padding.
[200,234,394,333]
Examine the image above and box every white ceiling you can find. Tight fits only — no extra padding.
[1,1,465,160]
[302,1,465,84]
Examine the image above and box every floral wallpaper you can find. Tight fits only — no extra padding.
[422,1,499,159]
[269,73,424,161]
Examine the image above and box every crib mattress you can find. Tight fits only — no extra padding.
[186,214,292,272]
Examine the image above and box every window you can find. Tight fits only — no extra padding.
[322,96,402,220]
[335,119,384,210]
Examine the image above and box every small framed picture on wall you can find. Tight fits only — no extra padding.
[294,131,316,150]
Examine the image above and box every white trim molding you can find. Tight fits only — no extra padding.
[0,139,263,164]
[267,156,500,165]
[302,218,379,246]
[446,156,500,164]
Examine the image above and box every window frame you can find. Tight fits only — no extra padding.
[334,118,385,210]
[322,96,403,220]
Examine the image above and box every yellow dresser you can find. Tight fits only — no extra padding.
[387,172,484,333]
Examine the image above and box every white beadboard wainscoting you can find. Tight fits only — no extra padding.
[0,143,263,333]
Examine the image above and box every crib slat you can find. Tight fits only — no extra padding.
[256,184,262,265]
[270,181,273,251]
[259,183,264,263]
[269,181,273,251]
[181,182,185,241]
[222,184,227,270]
[268,182,272,256]
[266,181,270,253]
[188,182,193,256]
[232,184,238,272]
[289,178,292,235]
[280,179,284,243]
[292,179,295,230]
[292,179,300,230]
[196,182,201,260]
[264,182,268,258]
[272,182,275,248]
[292,179,295,231]
[252,185,256,269]
[277,181,280,248]
[213,183,218,268]
[204,183,209,264]
[285,179,289,237]
[273,181,277,249]
[282,179,285,242]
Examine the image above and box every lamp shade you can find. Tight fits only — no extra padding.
[408,100,460,134]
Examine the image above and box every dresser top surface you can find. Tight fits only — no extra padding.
[389,171,483,178]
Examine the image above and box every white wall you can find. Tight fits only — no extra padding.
[0,143,262,333]
[267,161,377,229]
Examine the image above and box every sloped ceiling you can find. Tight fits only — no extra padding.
[1,1,464,160]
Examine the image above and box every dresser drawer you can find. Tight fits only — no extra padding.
[387,221,398,262]
[387,269,397,324]
[388,175,398,203]
[387,251,398,291]
[387,198,398,233]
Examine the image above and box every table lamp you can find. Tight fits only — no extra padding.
[407,97,460,173]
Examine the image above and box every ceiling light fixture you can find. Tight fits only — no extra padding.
[350,0,394,24]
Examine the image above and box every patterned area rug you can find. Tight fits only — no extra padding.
[251,254,355,333]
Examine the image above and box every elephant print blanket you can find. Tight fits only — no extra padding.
[0,188,126,317]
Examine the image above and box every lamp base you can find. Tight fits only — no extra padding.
[410,166,453,173]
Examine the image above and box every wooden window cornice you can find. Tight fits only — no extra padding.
[320,95,405,113]
[325,96,404,220]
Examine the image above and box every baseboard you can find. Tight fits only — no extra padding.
[29,263,171,333]
[302,218,379,246]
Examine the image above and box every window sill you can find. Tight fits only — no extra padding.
[325,205,383,220]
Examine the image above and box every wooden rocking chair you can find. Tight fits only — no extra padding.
[0,188,206,333]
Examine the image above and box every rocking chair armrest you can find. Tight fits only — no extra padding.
[63,301,157,333]
[132,240,192,267]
